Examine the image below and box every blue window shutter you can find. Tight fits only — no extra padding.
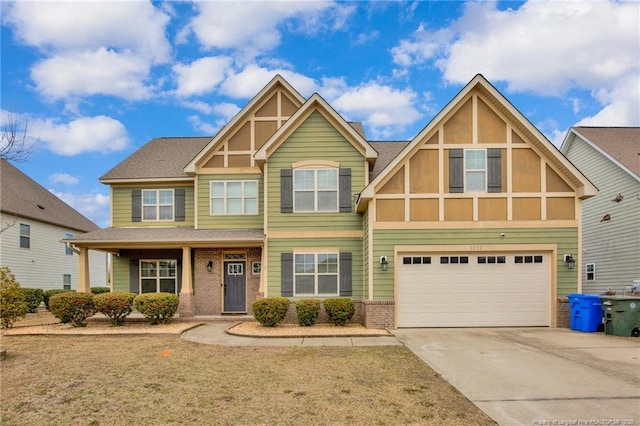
[129,259,139,293]
[487,149,502,193]
[339,252,352,297]
[281,169,293,213]
[339,168,352,213]
[175,188,185,221]
[131,190,142,222]
[281,252,293,297]
[449,149,464,193]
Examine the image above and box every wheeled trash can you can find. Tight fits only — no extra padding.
[600,296,640,337]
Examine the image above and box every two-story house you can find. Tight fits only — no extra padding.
[561,127,640,294]
[66,74,596,328]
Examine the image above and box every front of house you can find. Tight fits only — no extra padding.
[66,74,596,328]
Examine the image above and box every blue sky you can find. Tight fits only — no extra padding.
[1,0,638,228]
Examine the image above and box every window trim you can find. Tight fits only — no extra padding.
[464,149,487,192]
[65,233,74,255]
[293,168,338,213]
[585,263,596,281]
[19,223,30,249]
[293,252,339,296]
[141,189,174,222]
[139,259,178,294]
[209,180,259,216]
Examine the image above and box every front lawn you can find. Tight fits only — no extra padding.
[1,335,495,425]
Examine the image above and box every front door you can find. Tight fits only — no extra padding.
[224,261,246,312]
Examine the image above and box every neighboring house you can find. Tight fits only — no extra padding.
[0,159,108,290]
[66,74,596,328]
[561,127,640,294]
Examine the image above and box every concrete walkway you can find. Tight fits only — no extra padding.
[394,327,640,425]
[181,322,402,346]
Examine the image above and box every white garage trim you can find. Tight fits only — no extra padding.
[394,244,557,328]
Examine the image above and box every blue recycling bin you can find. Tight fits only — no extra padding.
[567,294,603,332]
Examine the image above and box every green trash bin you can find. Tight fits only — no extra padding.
[600,296,640,337]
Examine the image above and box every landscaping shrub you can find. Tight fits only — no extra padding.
[44,289,72,310]
[133,293,179,325]
[0,267,27,328]
[323,298,355,326]
[49,292,95,327]
[296,299,321,326]
[21,288,44,313]
[252,297,290,327]
[94,292,136,326]
[90,287,111,295]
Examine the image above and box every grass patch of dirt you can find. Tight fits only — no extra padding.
[0,335,496,425]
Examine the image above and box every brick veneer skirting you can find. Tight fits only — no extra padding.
[279,299,395,329]
[556,298,570,329]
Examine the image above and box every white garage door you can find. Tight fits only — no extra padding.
[397,253,550,327]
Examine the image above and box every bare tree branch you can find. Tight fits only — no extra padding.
[0,213,18,234]
[1,114,38,162]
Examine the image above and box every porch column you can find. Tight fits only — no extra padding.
[77,247,91,293]
[179,246,195,317]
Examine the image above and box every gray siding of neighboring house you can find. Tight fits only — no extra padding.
[564,137,640,293]
[0,213,108,290]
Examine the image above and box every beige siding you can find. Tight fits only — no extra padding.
[111,184,194,227]
[372,227,578,300]
[565,137,640,292]
[197,173,264,229]
[266,111,366,232]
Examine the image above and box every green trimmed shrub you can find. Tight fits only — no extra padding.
[0,267,27,328]
[90,287,111,295]
[49,292,95,327]
[252,297,290,327]
[133,293,179,325]
[296,299,321,326]
[94,292,136,326]
[323,298,355,326]
[44,289,72,310]
[21,288,44,313]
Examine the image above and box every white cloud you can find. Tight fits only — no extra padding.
[50,190,111,228]
[4,1,170,63]
[173,56,233,98]
[391,0,640,126]
[221,64,317,99]
[187,2,353,60]
[49,173,79,186]
[30,116,129,156]
[31,48,153,102]
[331,83,422,139]
[188,115,218,135]
[213,103,241,122]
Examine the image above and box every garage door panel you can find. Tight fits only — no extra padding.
[397,252,550,327]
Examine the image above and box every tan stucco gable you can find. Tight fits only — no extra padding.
[184,75,306,174]
[254,93,377,169]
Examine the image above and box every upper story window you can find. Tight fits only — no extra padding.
[585,263,595,281]
[142,189,174,221]
[210,181,258,215]
[65,233,73,255]
[20,223,30,248]
[465,149,486,191]
[294,169,338,212]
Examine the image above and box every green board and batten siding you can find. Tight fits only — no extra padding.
[371,227,579,300]
[111,184,195,227]
[197,173,264,229]
[266,111,366,232]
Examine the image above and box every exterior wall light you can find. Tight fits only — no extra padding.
[380,256,388,271]
[206,260,213,273]
[563,254,575,270]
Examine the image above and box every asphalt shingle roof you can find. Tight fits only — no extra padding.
[368,141,410,180]
[573,127,640,177]
[1,159,99,232]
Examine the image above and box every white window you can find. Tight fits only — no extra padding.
[465,149,486,192]
[586,263,595,281]
[294,253,338,296]
[140,260,177,294]
[142,189,174,221]
[65,233,73,255]
[210,181,258,215]
[294,169,338,212]
[20,223,30,248]
[63,274,71,290]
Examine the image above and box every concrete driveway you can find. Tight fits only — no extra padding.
[393,328,640,425]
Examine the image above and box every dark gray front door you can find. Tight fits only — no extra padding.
[224,261,246,312]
